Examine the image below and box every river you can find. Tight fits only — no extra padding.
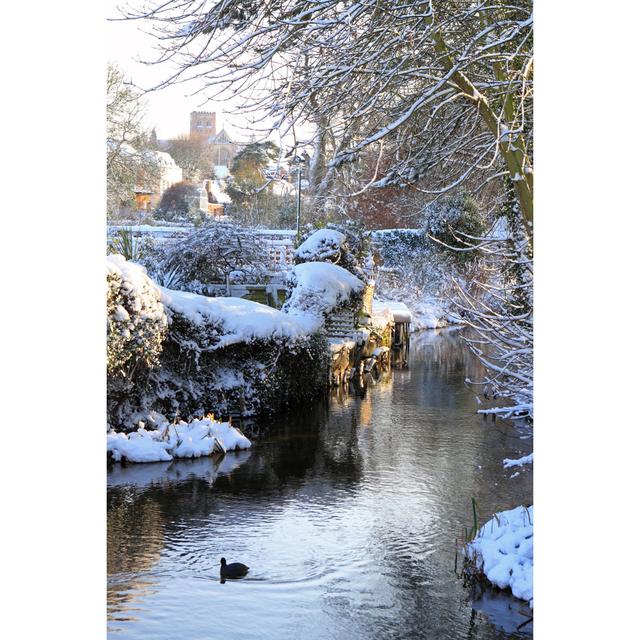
[107,328,533,639]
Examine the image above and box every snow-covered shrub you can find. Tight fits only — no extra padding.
[107,416,251,464]
[158,222,272,293]
[283,262,366,329]
[423,193,486,261]
[107,254,168,379]
[294,228,346,263]
[465,505,533,606]
[295,221,371,280]
[152,288,329,419]
[107,255,169,428]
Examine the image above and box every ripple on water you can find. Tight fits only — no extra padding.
[107,329,532,640]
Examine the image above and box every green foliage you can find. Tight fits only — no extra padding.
[109,228,137,261]
[423,193,486,262]
[228,141,280,202]
[108,228,159,267]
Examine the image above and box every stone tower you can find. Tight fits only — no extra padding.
[190,111,216,141]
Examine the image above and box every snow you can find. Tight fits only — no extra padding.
[284,262,365,328]
[213,165,230,179]
[107,254,167,325]
[160,286,308,348]
[108,224,194,235]
[328,338,356,352]
[209,179,231,204]
[107,416,251,464]
[294,228,346,261]
[467,505,533,606]
[373,299,411,324]
[503,453,533,469]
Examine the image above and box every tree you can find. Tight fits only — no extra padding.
[226,141,292,226]
[164,135,212,183]
[123,1,534,414]
[106,63,160,216]
[155,181,202,221]
[124,1,533,240]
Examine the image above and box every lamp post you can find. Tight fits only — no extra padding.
[295,165,302,235]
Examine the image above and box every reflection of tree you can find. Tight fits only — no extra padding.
[107,492,165,624]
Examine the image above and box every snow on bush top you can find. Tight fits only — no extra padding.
[284,262,365,328]
[294,228,346,262]
[467,505,533,605]
[160,286,308,348]
[107,254,168,377]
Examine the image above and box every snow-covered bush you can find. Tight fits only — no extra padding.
[294,228,346,263]
[295,221,371,281]
[107,254,168,379]
[107,255,169,428]
[283,262,365,329]
[423,193,486,261]
[153,288,329,419]
[157,222,272,293]
[465,505,533,606]
[107,272,330,428]
[107,416,251,464]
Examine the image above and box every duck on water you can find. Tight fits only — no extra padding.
[220,557,249,581]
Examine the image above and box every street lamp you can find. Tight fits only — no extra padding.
[296,164,302,235]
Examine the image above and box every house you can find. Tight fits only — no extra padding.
[134,151,183,211]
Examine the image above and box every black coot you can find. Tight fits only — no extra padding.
[220,557,250,579]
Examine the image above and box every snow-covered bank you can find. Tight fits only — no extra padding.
[107,416,251,464]
[466,505,533,606]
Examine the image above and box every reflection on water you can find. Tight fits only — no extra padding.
[107,328,533,639]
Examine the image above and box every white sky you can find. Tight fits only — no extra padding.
[107,1,272,142]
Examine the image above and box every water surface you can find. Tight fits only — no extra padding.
[108,329,533,639]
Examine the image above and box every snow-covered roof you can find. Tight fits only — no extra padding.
[154,150,180,167]
[373,300,412,323]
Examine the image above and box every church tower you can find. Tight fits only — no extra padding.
[189,111,216,141]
